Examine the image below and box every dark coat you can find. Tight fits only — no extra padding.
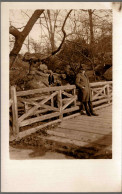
[75,72,92,102]
[48,74,54,85]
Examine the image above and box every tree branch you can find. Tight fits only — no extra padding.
[51,10,72,55]
[9,26,21,38]
[22,10,44,37]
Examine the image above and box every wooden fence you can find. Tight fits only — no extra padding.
[9,81,112,141]
[10,85,78,140]
[90,81,112,109]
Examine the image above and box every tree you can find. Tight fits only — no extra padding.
[9,9,44,67]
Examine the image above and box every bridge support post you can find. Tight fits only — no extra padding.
[58,89,63,120]
[107,84,110,104]
[11,86,19,137]
[73,88,77,107]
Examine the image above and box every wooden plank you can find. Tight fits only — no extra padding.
[39,104,59,112]
[92,85,106,100]
[19,95,49,102]
[53,127,112,138]
[15,119,61,140]
[33,108,49,115]
[19,112,60,127]
[18,91,58,123]
[51,97,54,107]
[94,103,112,110]
[58,89,63,120]
[47,128,108,139]
[90,81,112,87]
[18,97,41,106]
[93,98,108,106]
[62,106,80,114]
[39,91,58,104]
[11,86,19,136]
[61,118,112,125]
[16,85,76,97]
[63,113,81,120]
[47,130,112,146]
[60,118,112,127]
[92,95,107,101]
[59,122,112,133]
[62,91,73,98]
[62,96,77,110]
[44,135,91,147]
[62,98,72,103]
[73,88,77,106]
[58,124,111,135]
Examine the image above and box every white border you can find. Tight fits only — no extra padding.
[1,2,122,192]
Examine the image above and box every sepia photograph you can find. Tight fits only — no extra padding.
[9,8,112,160]
[1,2,122,192]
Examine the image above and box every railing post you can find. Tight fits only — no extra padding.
[107,84,110,104]
[73,88,76,107]
[58,89,63,120]
[11,86,19,137]
[51,97,54,107]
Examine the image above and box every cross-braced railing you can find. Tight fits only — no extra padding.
[9,81,112,140]
[90,81,112,109]
[9,85,78,140]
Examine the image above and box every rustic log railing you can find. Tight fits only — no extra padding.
[9,81,112,140]
[90,81,112,109]
[9,85,78,140]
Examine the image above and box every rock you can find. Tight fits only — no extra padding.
[39,64,48,72]
[103,67,112,81]
[23,52,38,61]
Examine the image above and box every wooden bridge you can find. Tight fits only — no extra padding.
[45,105,112,152]
[9,81,112,153]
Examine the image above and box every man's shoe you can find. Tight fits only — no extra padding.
[87,112,92,116]
[91,112,98,116]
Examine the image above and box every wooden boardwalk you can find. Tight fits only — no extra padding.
[45,105,112,152]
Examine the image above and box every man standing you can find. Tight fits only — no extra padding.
[48,70,54,86]
[76,67,98,116]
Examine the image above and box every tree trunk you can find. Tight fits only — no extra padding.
[88,9,96,81]
[47,10,56,52]
[10,10,44,67]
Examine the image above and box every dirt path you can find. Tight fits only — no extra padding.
[10,146,74,159]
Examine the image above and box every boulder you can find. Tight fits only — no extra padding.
[23,52,38,61]
[39,64,48,72]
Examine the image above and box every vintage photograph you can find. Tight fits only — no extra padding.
[1,2,122,192]
[9,8,113,159]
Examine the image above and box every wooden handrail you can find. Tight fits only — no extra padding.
[16,84,76,97]
[90,81,112,87]
[9,81,112,140]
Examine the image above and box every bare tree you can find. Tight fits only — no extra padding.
[9,9,44,67]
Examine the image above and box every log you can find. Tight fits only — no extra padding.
[19,112,60,127]
[90,81,112,87]
[92,98,108,106]
[58,89,63,120]
[11,86,19,136]
[62,96,77,110]
[16,85,76,97]
[13,119,62,140]
[62,106,79,114]
[18,91,58,123]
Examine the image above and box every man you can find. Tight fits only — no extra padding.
[76,67,98,116]
[48,70,54,86]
